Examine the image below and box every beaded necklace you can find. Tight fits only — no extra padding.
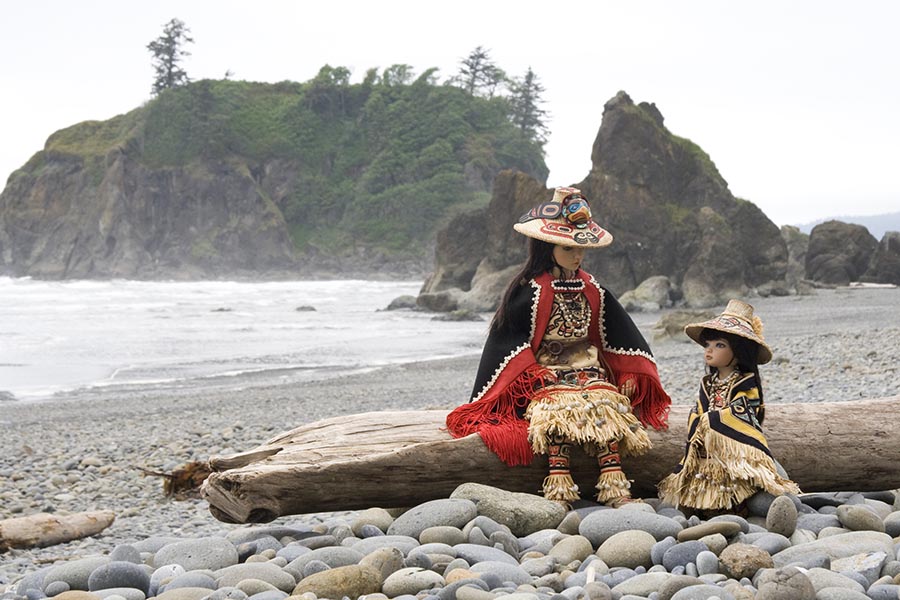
[706,370,741,408]
[554,291,588,337]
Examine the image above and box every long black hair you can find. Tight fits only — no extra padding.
[491,238,558,331]
[698,328,764,403]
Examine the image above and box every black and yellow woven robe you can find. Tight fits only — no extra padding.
[657,372,800,510]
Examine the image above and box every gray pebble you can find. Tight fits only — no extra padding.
[814,589,872,600]
[43,557,110,592]
[695,551,719,576]
[301,560,330,578]
[274,543,309,563]
[580,510,682,546]
[766,496,798,537]
[803,567,865,593]
[489,530,520,556]
[419,526,466,546]
[205,588,248,600]
[148,565,184,597]
[663,541,708,571]
[466,526,490,546]
[43,582,69,597]
[387,499,477,538]
[746,532,792,555]
[747,491,777,517]
[154,538,238,572]
[93,588,146,600]
[470,561,531,585]
[651,536,678,566]
[295,534,336,549]
[883,512,900,537]
[87,562,150,594]
[867,585,900,600]
[796,513,841,534]
[247,592,289,600]
[755,566,816,600]
[670,584,736,600]
[442,557,470,577]
[836,505,886,532]
[162,572,216,592]
[452,543,518,565]
[435,577,489,600]
[831,550,888,586]
[351,535,420,556]
[108,545,142,565]
[284,546,363,577]
[213,563,295,593]
[359,524,385,538]
[403,552,432,570]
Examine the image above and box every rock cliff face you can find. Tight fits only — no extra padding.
[0,150,299,279]
[805,220,878,285]
[421,92,790,309]
[865,231,900,284]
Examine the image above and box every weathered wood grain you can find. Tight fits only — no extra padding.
[201,396,900,523]
[0,511,116,551]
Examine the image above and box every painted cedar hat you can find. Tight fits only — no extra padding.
[684,299,773,364]
[512,186,613,248]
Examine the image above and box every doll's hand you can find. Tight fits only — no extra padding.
[619,379,636,399]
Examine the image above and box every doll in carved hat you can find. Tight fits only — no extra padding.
[657,299,800,514]
[446,187,671,508]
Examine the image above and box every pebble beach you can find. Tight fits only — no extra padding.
[1,286,899,600]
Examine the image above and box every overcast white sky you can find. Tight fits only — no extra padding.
[2,0,898,225]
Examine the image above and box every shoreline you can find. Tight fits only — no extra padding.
[1,287,898,582]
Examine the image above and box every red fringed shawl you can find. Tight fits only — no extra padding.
[446,270,671,466]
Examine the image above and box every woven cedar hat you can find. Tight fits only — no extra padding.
[513,187,613,248]
[684,299,773,364]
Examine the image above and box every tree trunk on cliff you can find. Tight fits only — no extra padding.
[200,397,900,524]
[0,511,115,551]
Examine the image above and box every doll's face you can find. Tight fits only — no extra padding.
[553,245,586,273]
[703,337,735,370]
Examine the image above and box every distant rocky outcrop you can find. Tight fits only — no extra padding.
[618,275,673,312]
[420,92,790,310]
[863,231,900,284]
[0,154,298,279]
[805,220,879,285]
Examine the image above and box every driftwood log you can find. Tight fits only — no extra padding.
[201,396,900,524]
[0,510,115,551]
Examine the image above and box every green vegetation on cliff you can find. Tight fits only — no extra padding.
[28,66,548,262]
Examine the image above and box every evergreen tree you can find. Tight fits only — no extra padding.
[508,67,549,144]
[481,64,508,99]
[147,18,194,95]
[453,46,504,97]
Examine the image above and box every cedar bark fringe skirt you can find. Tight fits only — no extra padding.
[657,415,801,510]
[525,381,651,457]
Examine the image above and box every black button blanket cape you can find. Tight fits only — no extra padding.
[446,270,671,466]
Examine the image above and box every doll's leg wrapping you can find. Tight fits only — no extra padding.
[541,434,580,504]
[595,439,633,504]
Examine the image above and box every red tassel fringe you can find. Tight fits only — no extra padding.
[623,373,671,431]
[446,364,553,466]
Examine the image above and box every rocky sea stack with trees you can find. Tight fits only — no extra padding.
[0,43,549,280]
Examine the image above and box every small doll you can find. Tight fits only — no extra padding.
[657,299,800,514]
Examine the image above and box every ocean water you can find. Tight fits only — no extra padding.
[0,278,489,402]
